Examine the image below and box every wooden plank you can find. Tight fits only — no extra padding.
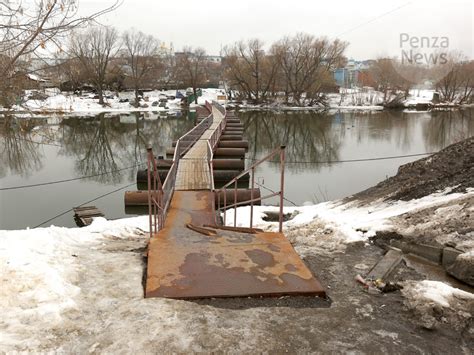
[75,209,103,217]
[186,223,217,236]
[366,249,403,281]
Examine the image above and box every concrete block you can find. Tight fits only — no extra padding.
[407,243,443,264]
[442,247,463,269]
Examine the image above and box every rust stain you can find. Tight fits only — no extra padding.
[146,191,325,299]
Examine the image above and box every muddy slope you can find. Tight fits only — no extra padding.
[351,136,474,202]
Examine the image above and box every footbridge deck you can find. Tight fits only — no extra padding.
[144,101,325,299]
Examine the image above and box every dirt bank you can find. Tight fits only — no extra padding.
[351,136,473,202]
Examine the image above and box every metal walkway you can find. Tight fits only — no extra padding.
[146,191,325,298]
[174,106,224,190]
[145,102,325,299]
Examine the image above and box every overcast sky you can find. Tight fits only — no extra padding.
[80,0,473,59]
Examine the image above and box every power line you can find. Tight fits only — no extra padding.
[337,1,414,37]
[0,163,145,191]
[34,182,135,228]
[245,152,435,165]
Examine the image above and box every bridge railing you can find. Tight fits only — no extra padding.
[146,111,212,235]
[215,146,286,233]
[147,147,164,235]
[212,100,226,115]
[177,112,213,157]
[207,105,227,191]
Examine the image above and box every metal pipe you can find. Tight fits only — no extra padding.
[234,180,237,227]
[220,135,243,141]
[279,146,286,233]
[147,147,153,237]
[250,167,254,229]
[137,169,249,184]
[218,141,249,149]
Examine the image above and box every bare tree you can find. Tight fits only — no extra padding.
[122,29,161,106]
[370,58,410,105]
[272,33,347,105]
[0,0,120,108]
[70,26,120,105]
[54,57,88,92]
[224,39,279,104]
[175,47,207,104]
[436,61,474,104]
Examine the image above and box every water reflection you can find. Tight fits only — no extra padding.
[0,112,195,183]
[240,111,341,172]
[58,112,195,184]
[423,109,474,150]
[1,109,473,183]
[1,108,474,229]
[240,109,474,170]
[0,116,45,178]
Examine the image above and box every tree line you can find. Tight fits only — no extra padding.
[1,1,473,109]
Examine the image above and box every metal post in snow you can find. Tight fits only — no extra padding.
[147,147,153,237]
[279,146,286,233]
[223,187,227,226]
[250,166,255,229]
[234,180,237,227]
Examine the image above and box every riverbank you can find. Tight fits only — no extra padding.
[1,88,470,116]
[1,138,473,352]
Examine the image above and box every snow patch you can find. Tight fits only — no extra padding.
[224,187,473,246]
[403,280,473,308]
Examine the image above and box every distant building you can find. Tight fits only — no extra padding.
[333,59,375,88]
[204,55,222,64]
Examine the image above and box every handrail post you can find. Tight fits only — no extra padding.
[234,180,237,227]
[250,166,255,229]
[147,146,153,237]
[152,153,158,234]
[279,145,286,233]
[223,187,227,225]
[217,190,221,225]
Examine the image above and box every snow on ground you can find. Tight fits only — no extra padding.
[402,280,474,308]
[0,88,225,115]
[224,187,474,252]
[0,215,304,352]
[401,280,474,330]
[403,89,435,106]
[0,86,448,115]
[1,187,473,351]
[21,90,183,114]
[0,217,147,325]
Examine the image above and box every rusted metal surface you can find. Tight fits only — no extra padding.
[146,191,325,299]
[218,140,249,149]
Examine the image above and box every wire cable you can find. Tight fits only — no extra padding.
[255,181,298,206]
[0,163,145,191]
[245,152,435,165]
[34,182,136,228]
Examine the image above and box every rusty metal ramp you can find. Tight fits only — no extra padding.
[145,191,325,299]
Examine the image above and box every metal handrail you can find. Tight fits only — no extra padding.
[147,147,163,235]
[215,146,286,233]
[147,101,228,236]
[178,113,213,157]
[212,100,226,115]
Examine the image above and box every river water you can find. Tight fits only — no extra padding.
[1,108,473,229]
